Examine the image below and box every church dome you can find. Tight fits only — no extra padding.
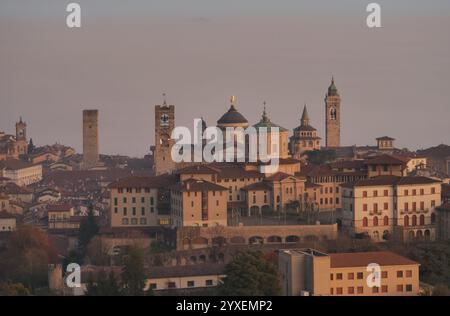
[217,104,248,126]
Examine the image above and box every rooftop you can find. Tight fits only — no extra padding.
[329,251,419,268]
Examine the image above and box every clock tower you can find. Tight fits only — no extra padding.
[325,77,341,147]
[15,117,28,156]
[154,95,176,175]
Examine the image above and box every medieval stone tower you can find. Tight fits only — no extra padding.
[15,117,28,155]
[154,97,176,175]
[325,77,341,147]
[82,109,99,169]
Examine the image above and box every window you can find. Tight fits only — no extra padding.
[357,286,363,294]
[397,271,403,278]
[357,272,363,279]
[123,197,127,203]
[412,189,416,196]
[381,285,388,293]
[150,197,154,205]
[420,189,424,195]
[330,288,334,295]
[373,216,378,227]
[431,200,435,207]
[406,284,413,292]
[336,287,343,295]
[336,273,343,280]
[384,202,388,210]
[348,273,354,280]
[149,283,157,290]
[132,197,136,203]
[114,197,118,206]
[363,191,368,197]
[382,271,388,278]
[132,207,136,215]
[123,207,127,216]
[362,217,368,227]
[406,270,412,277]
[114,207,118,214]
[348,287,355,294]
[384,190,388,196]
[397,284,403,292]
[404,190,408,196]
[330,274,334,280]
[141,207,145,215]
[141,197,145,203]
[140,218,147,225]
[373,203,378,212]
[205,280,213,286]
[420,201,424,210]
[363,204,368,211]
[187,281,195,288]
[131,218,137,225]
[372,287,379,294]
[383,165,388,172]
[383,216,389,226]
[431,187,436,194]
[122,218,129,225]
[168,282,176,289]
[373,190,378,197]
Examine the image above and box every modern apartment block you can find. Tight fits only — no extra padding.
[279,249,420,296]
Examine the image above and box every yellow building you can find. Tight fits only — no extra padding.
[341,176,441,242]
[47,204,80,231]
[171,178,228,227]
[108,175,176,227]
[279,248,420,296]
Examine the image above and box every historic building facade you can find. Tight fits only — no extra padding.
[0,118,28,160]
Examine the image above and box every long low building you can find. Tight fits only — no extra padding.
[279,248,420,296]
[0,159,42,186]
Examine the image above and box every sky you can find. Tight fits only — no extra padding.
[1,0,449,157]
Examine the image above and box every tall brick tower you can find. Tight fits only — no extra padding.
[15,117,28,155]
[154,95,175,175]
[325,77,341,147]
[82,109,99,169]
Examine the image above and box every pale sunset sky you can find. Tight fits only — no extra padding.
[1,0,449,157]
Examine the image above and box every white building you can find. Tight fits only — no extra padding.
[0,159,42,186]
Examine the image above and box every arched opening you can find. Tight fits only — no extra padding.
[285,235,300,243]
[383,216,389,226]
[362,217,368,227]
[199,254,206,263]
[261,205,271,214]
[416,230,423,240]
[419,215,425,226]
[212,236,227,247]
[182,238,191,250]
[382,230,390,240]
[190,256,197,263]
[229,236,246,244]
[424,229,431,241]
[412,215,417,226]
[249,236,264,244]
[373,231,380,241]
[266,235,282,243]
[250,205,260,216]
[408,230,415,241]
[373,216,379,227]
[404,215,409,227]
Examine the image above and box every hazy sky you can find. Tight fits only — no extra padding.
[1,0,449,157]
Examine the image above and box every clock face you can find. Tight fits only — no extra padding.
[160,114,169,126]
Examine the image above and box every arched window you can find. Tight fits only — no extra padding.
[362,217,368,227]
[330,107,337,120]
[404,215,409,227]
[373,216,379,227]
[419,215,425,226]
[383,216,389,226]
[412,215,417,226]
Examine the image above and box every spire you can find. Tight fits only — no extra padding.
[229,95,236,110]
[301,104,310,126]
[261,101,269,122]
[328,76,338,96]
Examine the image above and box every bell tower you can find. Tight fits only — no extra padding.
[15,117,28,155]
[154,94,176,175]
[325,77,341,147]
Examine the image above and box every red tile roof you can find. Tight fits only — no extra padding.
[341,176,440,188]
[172,179,228,192]
[330,251,418,268]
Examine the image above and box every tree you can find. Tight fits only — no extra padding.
[78,203,99,252]
[27,138,35,155]
[121,247,147,296]
[0,282,31,296]
[0,225,58,290]
[85,270,122,296]
[219,251,281,296]
[432,284,450,296]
